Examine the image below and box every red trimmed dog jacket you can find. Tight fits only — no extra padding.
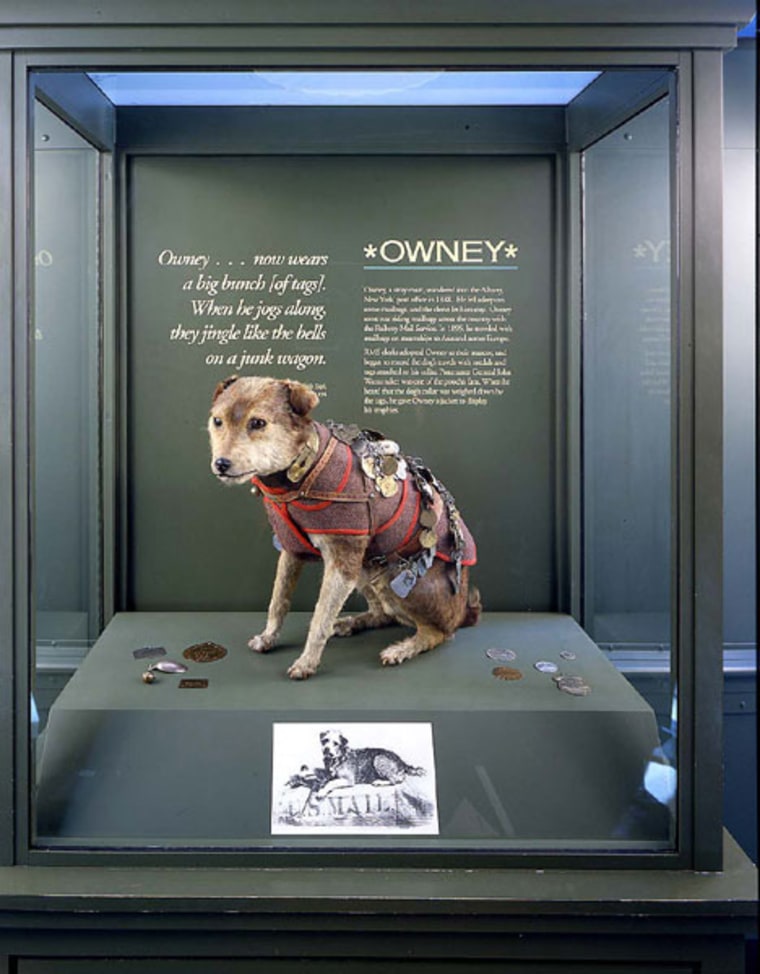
[251,422,477,570]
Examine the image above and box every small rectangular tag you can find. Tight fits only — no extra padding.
[390,567,417,599]
[132,645,166,660]
[178,678,209,689]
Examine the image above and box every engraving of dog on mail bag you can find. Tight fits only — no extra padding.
[209,375,480,679]
[272,723,439,834]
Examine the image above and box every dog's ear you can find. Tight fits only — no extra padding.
[284,380,319,417]
[212,375,239,402]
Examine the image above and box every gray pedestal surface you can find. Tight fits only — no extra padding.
[35,612,668,850]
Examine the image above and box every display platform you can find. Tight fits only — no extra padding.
[35,612,670,850]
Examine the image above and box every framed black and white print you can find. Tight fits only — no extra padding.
[271,722,439,835]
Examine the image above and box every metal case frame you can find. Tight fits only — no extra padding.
[0,0,752,875]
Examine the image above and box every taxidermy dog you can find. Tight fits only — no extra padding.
[209,375,480,679]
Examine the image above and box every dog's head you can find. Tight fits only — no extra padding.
[209,375,319,483]
[319,729,349,768]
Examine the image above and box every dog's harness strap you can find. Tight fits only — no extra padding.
[299,437,372,503]
[304,491,371,502]
[299,435,338,494]
[253,434,372,505]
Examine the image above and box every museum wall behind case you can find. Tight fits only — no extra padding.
[126,153,556,613]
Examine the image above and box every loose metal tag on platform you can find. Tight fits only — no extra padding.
[151,660,188,674]
[183,641,228,663]
[178,678,209,689]
[132,646,166,660]
[492,666,523,681]
[534,660,559,674]
[486,647,517,662]
[553,674,592,696]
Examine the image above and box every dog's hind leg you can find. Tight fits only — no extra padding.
[288,537,368,680]
[374,561,475,666]
[249,549,304,653]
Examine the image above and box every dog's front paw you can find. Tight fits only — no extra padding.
[287,656,317,680]
[249,633,275,653]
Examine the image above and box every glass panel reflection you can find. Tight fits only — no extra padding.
[582,96,676,845]
[32,102,101,745]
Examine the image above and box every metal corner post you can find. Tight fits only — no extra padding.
[688,48,726,871]
[10,54,35,864]
[0,51,15,868]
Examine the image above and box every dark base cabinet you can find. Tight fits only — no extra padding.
[1,943,754,974]
[1,832,756,973]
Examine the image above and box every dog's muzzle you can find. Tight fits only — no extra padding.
[213,457,256,484]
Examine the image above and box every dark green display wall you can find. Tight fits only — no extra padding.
[127,154,556,612]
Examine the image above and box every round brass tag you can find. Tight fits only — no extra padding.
[183,641,228,663]
[492,666,523,681]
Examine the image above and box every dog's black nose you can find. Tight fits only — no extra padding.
[215,457,232,475]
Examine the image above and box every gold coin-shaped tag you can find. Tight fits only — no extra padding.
[378,475,399,498]
[493,666,523,681]
[183,641,228,663]
[419,508,437,529]
[419,528,437,548]
[380,455,399,476]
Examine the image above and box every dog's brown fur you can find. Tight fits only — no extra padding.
[209,376,480,679]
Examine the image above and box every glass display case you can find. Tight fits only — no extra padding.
[0,2,752,881]
[21,66,691,865]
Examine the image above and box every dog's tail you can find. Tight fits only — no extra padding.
[461,585,482,628]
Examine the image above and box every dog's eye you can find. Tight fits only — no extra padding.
[212,417,223,428]
[248,417,267,432]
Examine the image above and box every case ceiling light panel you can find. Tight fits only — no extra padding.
[87,70,601,107]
